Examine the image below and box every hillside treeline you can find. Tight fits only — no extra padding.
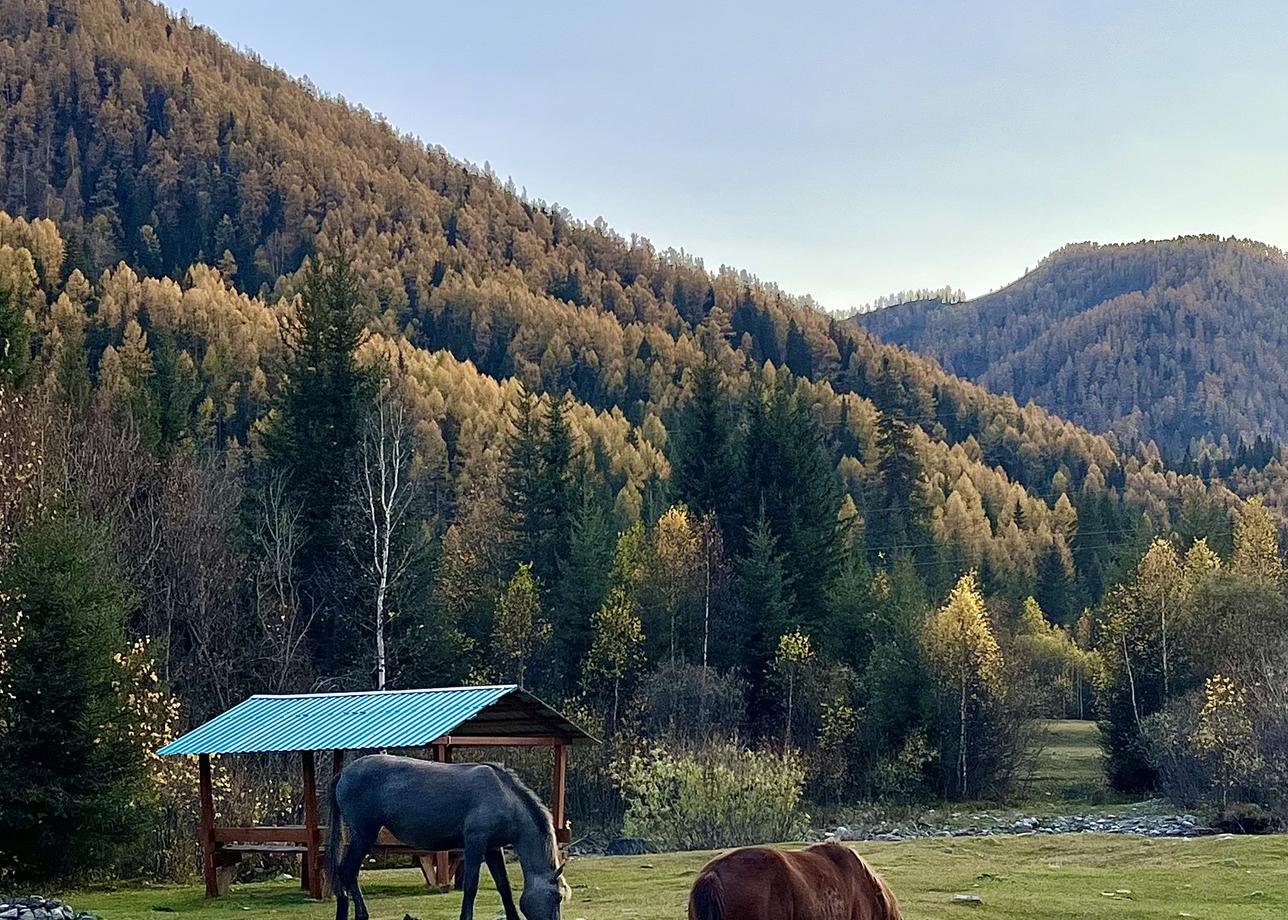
[858,237,1288,464]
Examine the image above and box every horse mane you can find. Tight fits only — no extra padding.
[482,763,558,863]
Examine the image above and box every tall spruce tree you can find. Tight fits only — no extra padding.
[551,484,615,692]
[504,389,545,566]
[261,250,374,576]
[502,389,579,593]
[669,359,738,528]
[869,358,934,567]
[736,506,796,693]
[738,373,843,627]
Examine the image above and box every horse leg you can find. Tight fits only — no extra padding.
[485,849,521,920]
[341,824,379,920]
[457,839,486,920]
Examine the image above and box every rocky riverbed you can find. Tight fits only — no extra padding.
[572,802,1216,856]
[818,809,1212,842]
[0,898,98,920]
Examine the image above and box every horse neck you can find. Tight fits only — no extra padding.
[511,805,556,889]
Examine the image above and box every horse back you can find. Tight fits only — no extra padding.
[336,754,510,849]
[688,844,899,920]
[689,848,794,920]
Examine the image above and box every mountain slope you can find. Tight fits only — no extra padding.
[0,0,1244,544]
[856,237,1288,455]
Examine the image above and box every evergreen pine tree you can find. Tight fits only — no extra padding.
[502,389,579,591]
[551,484,615,692]
[1034,545,1073,626]
[503,388,544,568]
[669,359,737,525]
[260,249,374,575]
[869,357,932,564]
[0,516,147,882]
[738,373,844,626]
[537,392,577,581]
[735,506,796,707]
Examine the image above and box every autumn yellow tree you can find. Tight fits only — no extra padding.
[1136,539,1184,697]
[653,504,702,667]
[492,564,551,689]
[1191,674,1262,812]
[923,572,1003,796]
[586,587,644,735]
[1232,498,1284,583]
[774,628,814,754]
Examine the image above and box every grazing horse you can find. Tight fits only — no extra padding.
[688,842,901,920]
[328,754,570,920]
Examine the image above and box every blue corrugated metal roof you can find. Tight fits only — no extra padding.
[157,684,590,756]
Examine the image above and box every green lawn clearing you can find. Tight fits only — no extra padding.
[70,833,1288,920]
[1026,719,1108,803]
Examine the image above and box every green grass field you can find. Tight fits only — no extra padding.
[1026,719,1109,803]
[71,834,1288,920]
[66,723,1287,919]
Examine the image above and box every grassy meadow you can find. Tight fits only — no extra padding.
[69,834,1288,920]
[64,723,1287,919]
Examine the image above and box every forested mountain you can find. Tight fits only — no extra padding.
[0,0,1275,879]
[857,237,1288,461]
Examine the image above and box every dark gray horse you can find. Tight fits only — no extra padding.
[328,754,570,920]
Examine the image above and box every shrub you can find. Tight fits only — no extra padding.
[1142,694,1208,810]
[613,742,807,850]
[637,663,747,743]
[872,731,936,801]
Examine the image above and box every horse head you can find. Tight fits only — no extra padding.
[519,861,569,920]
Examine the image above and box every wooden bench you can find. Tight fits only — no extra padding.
[205,825,461,897]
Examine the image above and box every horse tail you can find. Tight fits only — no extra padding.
[688,870,724,920]
[327,770,345,890]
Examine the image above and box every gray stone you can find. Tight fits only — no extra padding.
[604,837,652,856]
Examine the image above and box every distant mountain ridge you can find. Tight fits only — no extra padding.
[856,236,1288,455]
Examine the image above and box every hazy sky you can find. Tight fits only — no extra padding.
[177,0,1288,310]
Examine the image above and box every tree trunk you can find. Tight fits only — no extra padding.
[1161,594,1169,699]
[1122,634,1143,733]
[958,673,968,797]
[699,540,711,735]
[784,672,794,755]
[375,586,386,690]
[612,678,620,737]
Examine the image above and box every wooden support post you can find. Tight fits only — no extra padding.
[432,743,452,889]
[552,743,568,842]
[332,749,345,777]
[302,750,324,900]
[199,754,219,897]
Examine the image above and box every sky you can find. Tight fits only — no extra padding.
[176,0,1288,311]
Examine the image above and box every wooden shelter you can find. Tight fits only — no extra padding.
[157,685,596,899]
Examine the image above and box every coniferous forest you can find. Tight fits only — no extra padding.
[857,238,1288,471]
[2,0,1287,886]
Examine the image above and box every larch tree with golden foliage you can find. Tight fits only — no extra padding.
[1191,674,1262,812]
[923,572,1003,796]
[1135,539,1184,697]
[1232,498,1284,583]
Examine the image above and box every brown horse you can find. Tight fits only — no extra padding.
[688,842,901,920]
